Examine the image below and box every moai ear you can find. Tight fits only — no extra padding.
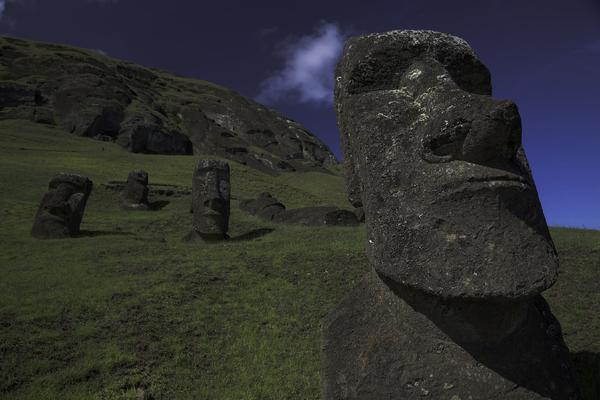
[337,101,363,208]
[343,152,363,208]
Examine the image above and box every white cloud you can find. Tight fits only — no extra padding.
[256,22,346,106]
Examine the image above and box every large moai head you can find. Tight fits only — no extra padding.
[192,160,230,240]
[335,30,558,299]
[31,173,93,238]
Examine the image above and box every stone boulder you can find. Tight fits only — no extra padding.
[31,173,93,238]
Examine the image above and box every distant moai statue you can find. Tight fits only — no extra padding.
[122,170,149,210]
[322,30,581,399]
[187,160,230,241]
[31,173,93,238]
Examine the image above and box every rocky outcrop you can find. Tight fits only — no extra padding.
[322,30,581,399]
[0,36,337,174]
[31,173,93,238]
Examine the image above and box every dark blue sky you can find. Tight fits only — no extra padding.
[1,0,599,229]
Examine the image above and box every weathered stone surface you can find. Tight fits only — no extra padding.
[31,173,93,238]
[189,160,230,240]
[322,269,580,400]
[0,36,337,173]
[122,170,149,210]
[335,29,557,300]
[324,29,581,400]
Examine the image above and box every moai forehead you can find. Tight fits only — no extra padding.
[335,30,558,299]
[193,160,230,197]
[48,173,93,192]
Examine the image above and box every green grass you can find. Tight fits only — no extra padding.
[0,120,598,399]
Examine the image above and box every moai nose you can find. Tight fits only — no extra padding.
[423,100,522,166]
[461,100,521,165]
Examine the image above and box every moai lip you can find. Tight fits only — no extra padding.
[335,30,558,300]
[31,173,93,238]
[191,160,230,240]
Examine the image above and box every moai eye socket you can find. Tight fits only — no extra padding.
[346,49,417,94]
[434,48,492,95]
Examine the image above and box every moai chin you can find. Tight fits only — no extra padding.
[31,173,93,238]
[322,30,581,399]
[122,170,149,210]
[190,160,230,241]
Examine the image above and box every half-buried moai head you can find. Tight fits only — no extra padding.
[31,173,93,238]
[335,30,558,299]
[191,160,230,240]
[122,170,149,210]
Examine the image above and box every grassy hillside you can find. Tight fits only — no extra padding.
[0,120,598,399]
[0,36,336,174]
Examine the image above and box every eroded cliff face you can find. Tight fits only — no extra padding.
[0,36,337,174]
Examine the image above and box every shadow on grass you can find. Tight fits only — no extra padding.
[149,200,170,211]
[230,228,275,242]
[572,351,600,400]
[77,230,134,238]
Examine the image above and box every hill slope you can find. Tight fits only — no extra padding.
[0,36,336,175]
[0,120,598,399]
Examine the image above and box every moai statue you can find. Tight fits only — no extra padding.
[122,170,149,210]
[31,173,93,238]
[240,192,286,220]
[322,30,581,399]
[188,160,230,241]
